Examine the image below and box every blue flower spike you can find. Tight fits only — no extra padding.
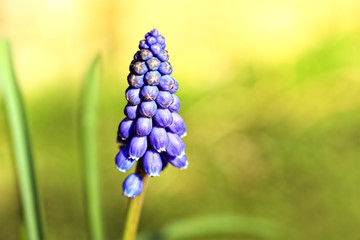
[116,29,188,198]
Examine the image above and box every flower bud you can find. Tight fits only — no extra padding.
[135,117,152,136]
[139,101,157,117]
[168,94,180,112]
[166,132,185,157]
[162,152,188,169]
[127,74,144,88]
[143,149,163,176]
[156,91,174,108]
[140,49,153,61]
[146,36,157,45]
[169,79,179,94]
[144,71,160,86]
[158,75,175,91]
[126,87,141,105]
[132,61,148,75]
[150,29,159,37]
[124,104,138,120]
[133,51,141,61]
[149,126,169,152]
[154,108,173,127]
[141,85,159,101]
[123,173,143,198]
[158,62,173,75]
[167,112,186,137]
[169,154,188,169]
[139,40,149,49]
[150,43,162,55]
[115,146,135,172]
[118,117,134,140]
[157,49,169,62]
[129,135,148,160]
[146,57,161,71]
[156,35,165,45]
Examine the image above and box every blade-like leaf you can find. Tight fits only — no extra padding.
[79,56,105,240]
[0,40,45,240]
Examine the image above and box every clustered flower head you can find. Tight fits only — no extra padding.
[115,29,187,198]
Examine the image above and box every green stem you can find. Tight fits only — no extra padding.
[122,169,149,240]
[80,56,105,240]
[0,40,45,240]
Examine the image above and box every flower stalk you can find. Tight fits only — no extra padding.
[122,168,148,240]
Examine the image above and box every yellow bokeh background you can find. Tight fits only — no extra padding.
[2,0,360,90]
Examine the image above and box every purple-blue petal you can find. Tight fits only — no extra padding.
[161,152,188,169]
[140,49,153,61]
[168,154,188,169]
[154,108,173,127]
[118,117,134,140]
[156,35,165,45]
[135,117,152,136]
[139,40,149,49]
[131,61,148,75]
[144,71,161,86]
[139,101,157,117]
[127,74,144,88]
[150,29,159,37]
[150,43,162,55]
[141,85,159,101]
[129,135,148,160]
[169,79,179,94]
[146,36,157,46]
[149,126,169,152]
[167,113,186,137]
[158,75,175,91]
[158,62,173,75]
[168,94,180,112]
[143,149,163,177]
[156,91,174,108]
[126,87,141,105]
[124,104,138,120]
[146,57,161,71]
[115,147,136,172]
[123,173,143,198]
[157,49,169,62]
[166,132,185,157]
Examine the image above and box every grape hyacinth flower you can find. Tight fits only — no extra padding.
[115,29,187,198]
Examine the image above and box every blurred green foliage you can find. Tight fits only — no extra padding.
[137,214,291,240]
[1,32,360,240]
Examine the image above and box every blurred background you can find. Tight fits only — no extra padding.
[1,0,360,239]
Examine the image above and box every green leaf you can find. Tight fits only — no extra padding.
[79,56,105,240]
[137,214,291,240]
[0,40,45,240]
